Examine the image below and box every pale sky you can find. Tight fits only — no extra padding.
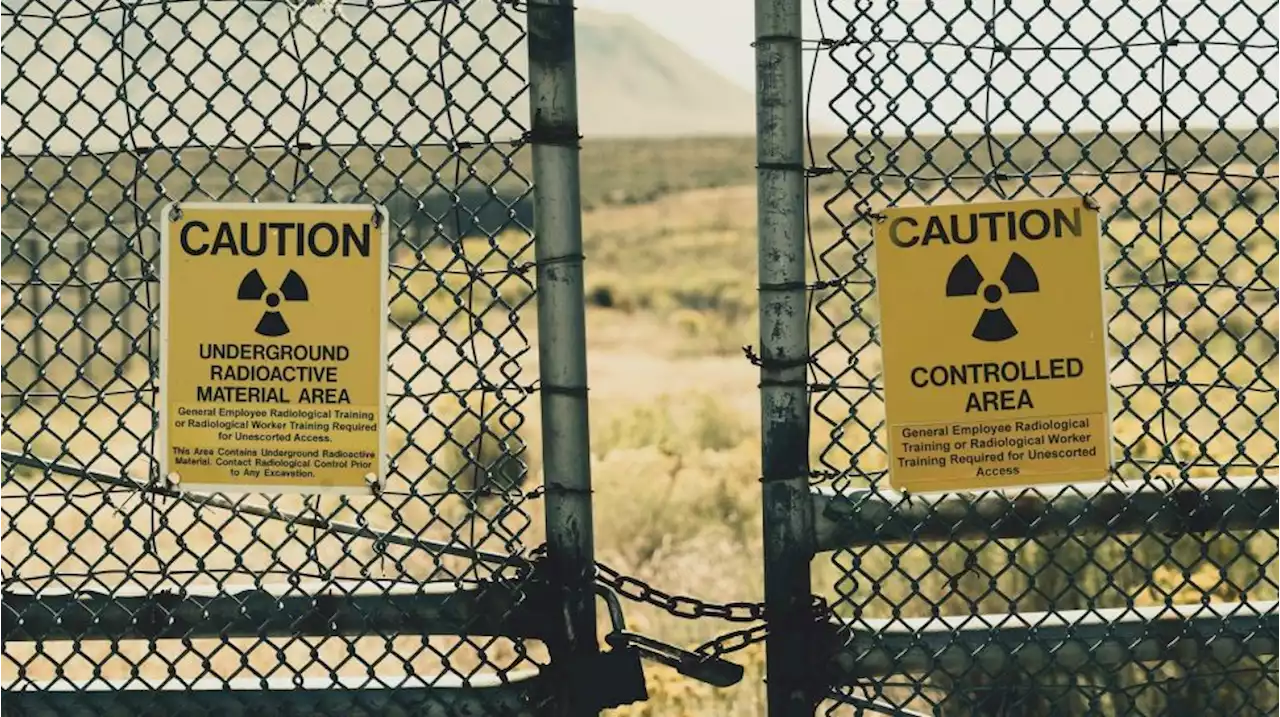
[3,0,1272,153]
[579,0,1278,134]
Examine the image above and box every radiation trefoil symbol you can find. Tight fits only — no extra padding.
[237,269,309,337]
[945,252,1039,342]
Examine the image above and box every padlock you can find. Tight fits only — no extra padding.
[618,631,744,688]
[561,588,649,710]
[560,643,648,710]
[561,586,748,710]
[585,641,649,710]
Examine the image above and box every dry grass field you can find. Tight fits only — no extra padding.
[2,134,1277,714]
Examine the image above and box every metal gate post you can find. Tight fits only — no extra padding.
[756,0,817,714]
[527,2,598,715]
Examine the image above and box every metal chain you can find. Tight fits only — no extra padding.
[594,560,767,622]
[693,595,830,660]
[592,554,833,661]
[693,622,771,659]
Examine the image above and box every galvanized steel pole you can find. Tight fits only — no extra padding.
[756,0,817,714]
[527,2,598,715]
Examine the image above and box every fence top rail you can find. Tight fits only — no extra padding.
[833,598,1279,636]
[4,670,544,693]
[3,575,544,642]
[829,600,1279,678]
[2,578,494,598]
[814,474,1279,551]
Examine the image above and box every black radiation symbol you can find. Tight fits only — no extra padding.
[945,252,1039,342]
[237,269,309,337]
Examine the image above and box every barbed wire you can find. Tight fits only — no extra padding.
[763,35,1276,52]
[825,168,1279,181]
[1,137,528,160]
[0,0,531,22]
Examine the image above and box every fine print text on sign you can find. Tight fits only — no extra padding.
[874,196,1111,493]
[160,203,390,494]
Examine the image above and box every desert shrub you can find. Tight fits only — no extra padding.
[593,393,749,458]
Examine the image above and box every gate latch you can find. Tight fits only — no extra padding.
[599,587,746,689]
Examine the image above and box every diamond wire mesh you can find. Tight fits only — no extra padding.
[2,0,550,707]
[808,0,1279,715]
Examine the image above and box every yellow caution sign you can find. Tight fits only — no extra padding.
[159,203,389,494]
[874,196,1111,493]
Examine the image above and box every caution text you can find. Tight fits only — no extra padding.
[180,221,372,258]
[889,206,1083,248]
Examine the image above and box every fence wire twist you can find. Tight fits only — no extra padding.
[2,0,552,709]
[806,1,1279,715]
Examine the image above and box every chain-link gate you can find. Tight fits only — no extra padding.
[756,0,1279,715]
[0,0,611,713]
[5,0,1279,714]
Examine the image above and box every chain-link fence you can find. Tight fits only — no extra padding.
[6,0,1279,714]
[1,0,580,712]
[794,0,1279,715]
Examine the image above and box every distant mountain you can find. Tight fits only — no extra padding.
[1,3,753,154]
[574,10,754,138]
